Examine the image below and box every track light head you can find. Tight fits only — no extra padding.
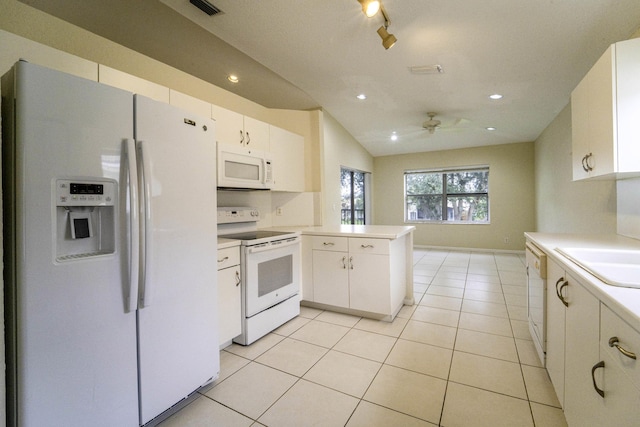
[377,26,397,49]
[358,0,381,17]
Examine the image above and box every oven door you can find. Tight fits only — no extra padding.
[243,238,300,317]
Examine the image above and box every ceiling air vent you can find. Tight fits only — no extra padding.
[190,0,222,16]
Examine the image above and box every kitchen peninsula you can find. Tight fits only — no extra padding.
[295,225,415,321]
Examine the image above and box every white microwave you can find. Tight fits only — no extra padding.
[217,143,273,190]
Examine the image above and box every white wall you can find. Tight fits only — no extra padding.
[534,104,618,234]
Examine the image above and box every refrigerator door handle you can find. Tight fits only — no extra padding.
[125,139,140,313]
[137,140,154,308]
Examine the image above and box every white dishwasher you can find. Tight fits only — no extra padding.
[526,242,547,366]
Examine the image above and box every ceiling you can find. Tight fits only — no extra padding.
[20,0,640,156]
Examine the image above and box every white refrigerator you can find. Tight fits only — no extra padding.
[2,61,219,426]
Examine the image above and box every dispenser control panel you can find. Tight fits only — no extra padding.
[56,179,116,206]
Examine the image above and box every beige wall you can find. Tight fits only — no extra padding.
[0,0,321,194]
[321,111,374,226]
[534,104,617,234]
[373,142,535,250]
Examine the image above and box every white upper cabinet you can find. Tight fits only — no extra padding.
[98,65,169,103]
[169,89,211,118]
[211,104,269,151]
[571,37,640,180]
[269,125,305,192]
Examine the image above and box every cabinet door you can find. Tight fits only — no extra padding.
[211,104,244,146]
[217,266,241,346]
[599,347,640,425]
[312,250,349,307]
[616,38,640,173]
[587,46,615,178]
[349,253,391,315]
[269,125,305,192]
[546,259,567,407]
[564,273,604,426]
[243,116,269,151]
[571,77,591,180]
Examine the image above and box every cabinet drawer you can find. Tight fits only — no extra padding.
[217,246,240,270]
[601,304,640,390]
[311,236,348,252]
[349,238,389,255]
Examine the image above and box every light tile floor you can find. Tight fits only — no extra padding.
[159,249,568,427]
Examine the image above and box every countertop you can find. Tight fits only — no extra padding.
[525,232,640,332]
[217,237,241,249]
[261,225,415,239]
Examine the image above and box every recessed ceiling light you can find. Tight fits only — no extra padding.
[227,74,239,83]
[390,132,398,141]
[486,127,497,131]
[489,94,502,100]
[356,94,367,100]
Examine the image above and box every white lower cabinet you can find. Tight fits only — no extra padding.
[312,249,349,307]
[539,252,640,426]
[563,272,603,426]
[308,235,406,318]
[597,304,640,426]
[217,246,241,348]
[546,258,567,407]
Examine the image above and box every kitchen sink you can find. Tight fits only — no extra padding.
[556,247,640,289]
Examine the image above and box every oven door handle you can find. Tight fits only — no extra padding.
[246,238,300,254]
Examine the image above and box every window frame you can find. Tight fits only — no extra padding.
[341,167,368,225]
[404,166,490,224]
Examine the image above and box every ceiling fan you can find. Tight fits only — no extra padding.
[421,112,471,135]
[422,112,442,134]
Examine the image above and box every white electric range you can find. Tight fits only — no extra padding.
[217,207,301,345]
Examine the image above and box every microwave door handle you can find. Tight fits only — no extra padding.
[262,157,267,185]
[124,139,140,313]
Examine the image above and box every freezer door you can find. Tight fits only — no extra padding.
[135,95,219,424]
[4,62,139,426]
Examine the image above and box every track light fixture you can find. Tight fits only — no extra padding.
[357,1,397,49]
[377,25,397,50]
[377,5,396,49]
[358,0,380,18]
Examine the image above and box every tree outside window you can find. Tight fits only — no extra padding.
[341,168,366,224]
[405,168,489,223]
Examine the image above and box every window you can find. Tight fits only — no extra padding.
[405,167,489,223]
[341,168,366,224]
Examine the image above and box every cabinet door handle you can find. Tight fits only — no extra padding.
[608,336,637,360]
[245,131,251,145]
[586,153,594,171]
[360,244,374,249]
[341,256,346,269]
[239,129,245,144]
[582,154,589,172]
[235,270,241,286]
[349,256,354,269]
[591,360,605,398]
[555,277,569,307]
[218,256,229,263]
[323,242,335,246]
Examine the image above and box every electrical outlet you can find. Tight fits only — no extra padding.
[504,237,510,244]
[276,207,283,216]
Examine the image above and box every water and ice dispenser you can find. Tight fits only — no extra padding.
[55,178,117,261]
